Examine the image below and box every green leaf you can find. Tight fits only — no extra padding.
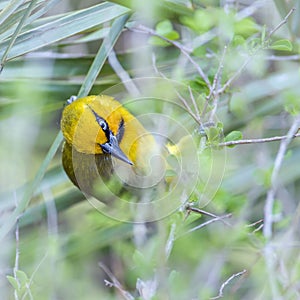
[234,17,259,37]
[270,39,293,51]
[149,19,179,46]
[232,35,246,47]
[164,30,179,40]
[148,35,170,47]
[284,91,300,115]
[16,270,29,286]
[224,130,243,142]
[7,275,19,290]
[156,19,173,35]
[205,127,221,146]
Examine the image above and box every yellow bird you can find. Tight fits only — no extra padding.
[61,95,165,199]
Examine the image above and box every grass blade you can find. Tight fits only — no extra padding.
[0,13,131,241]
[0,2,130,60]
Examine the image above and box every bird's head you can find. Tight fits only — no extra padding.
[61,95,133,165]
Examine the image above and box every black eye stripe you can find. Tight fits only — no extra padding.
[87,105,110,140]
[87,105,125,144]
[116,118,125,143]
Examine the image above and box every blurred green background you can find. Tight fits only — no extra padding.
[1,0,300,299]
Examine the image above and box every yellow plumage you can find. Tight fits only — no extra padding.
[61,95,163,198]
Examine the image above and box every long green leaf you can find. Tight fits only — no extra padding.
[0,0,45,38]
[0,131,63,241]
[0,0,38,68]
[0,0,23,27]
[0,13,131,241]
[79,13,130,97]
[0,2,130,60]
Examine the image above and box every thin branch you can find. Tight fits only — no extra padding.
[217,7,295,95]
[235,0,265,20]
[108,49,141,98]
[217,53,254,95]
[188,85,201,122]
[210,269,247,299]
[185,205,232,227]
[219,132,300,147]
[130,25,192,53]
[99,262,135,300]
[13,218,20,300]
[202,45,227,120]
[207,45,228,122]
[263,115,300,240]
[265,54,300,61]
[252,223,264,234]
[175,90,202,125]
[267,7,296,39]
[245,219,263,228]
[185,213,232,234]
[246,219,264,233]
[262,115,300,299]
[152,53,203,125]
[129,24,212,89]
[208,45,228,101]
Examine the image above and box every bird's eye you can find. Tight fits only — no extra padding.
[99,120,107,131]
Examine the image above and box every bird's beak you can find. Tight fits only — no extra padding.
[101,133,133,165]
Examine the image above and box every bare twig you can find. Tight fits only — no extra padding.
[252,223,264,233]
[265,54,300,61]
[246,218,264,233]
[22,253,48,300]
[217,53,254,95]
[207,45,228,122]
[267,7,296,39]
[217,7,295,95]
[263,115,300,239]
[13,218,20,300]
[108,49,141,98]
[208,45,228,101]
[153,53,203,125]
[262,114,300,300]
[175,90,202,125]
[219,132,300,147]
[188,85,201,122]
[236,0,265,20]
[246,219,263,228]
[185,213,232,234]
[99,262,135,300]
[129,24,212,89]
[185,205,232,227]
[210,269,247,299]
